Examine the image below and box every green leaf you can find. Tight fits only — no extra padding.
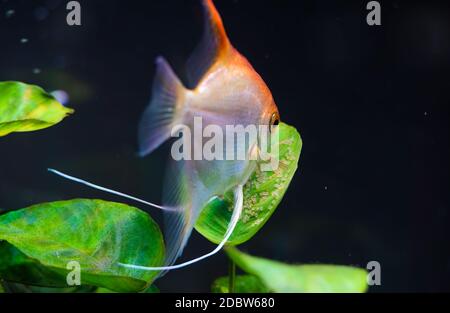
[0,241,70,287]
[226,247,368,293]
[96,284,159,293]
[0,281,96,293]
[211,275,270,293]
[0,81,73,136]
[0,199,165,292]
[195,123,302,245]
[141,284,160,293]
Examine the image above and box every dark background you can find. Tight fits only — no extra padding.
[1,0,449,292]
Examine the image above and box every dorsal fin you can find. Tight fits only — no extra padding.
[186,0,231,88]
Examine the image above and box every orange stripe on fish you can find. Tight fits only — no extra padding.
[203,0,230,58]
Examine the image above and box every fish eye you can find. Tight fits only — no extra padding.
[269,112,280,132]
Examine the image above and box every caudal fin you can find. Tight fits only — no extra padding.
[138,57,186,157]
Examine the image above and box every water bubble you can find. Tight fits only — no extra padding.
[50,90,70,106]
[20,38,28,44]
[5,9,15,18]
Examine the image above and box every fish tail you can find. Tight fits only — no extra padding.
[138,56,187,157]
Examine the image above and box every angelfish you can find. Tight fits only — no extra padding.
[49,0,280,271]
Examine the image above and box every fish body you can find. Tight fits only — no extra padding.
[47,0,280,272]
[182,51,275,197]
[137,0,280,268]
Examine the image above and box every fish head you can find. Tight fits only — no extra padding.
[264,99,280,134]
[255,82,280,134]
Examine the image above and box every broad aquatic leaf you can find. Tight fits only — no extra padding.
[0,281,96,293]
[0,242,99,293]
[195,123,302,245]
[0,81,73,136]
[96,284,159,293]
[0,241,68,287]
[226,247,368,293]
[0,199,165,292]
[211,275,270,293]
[142,284,160,293]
